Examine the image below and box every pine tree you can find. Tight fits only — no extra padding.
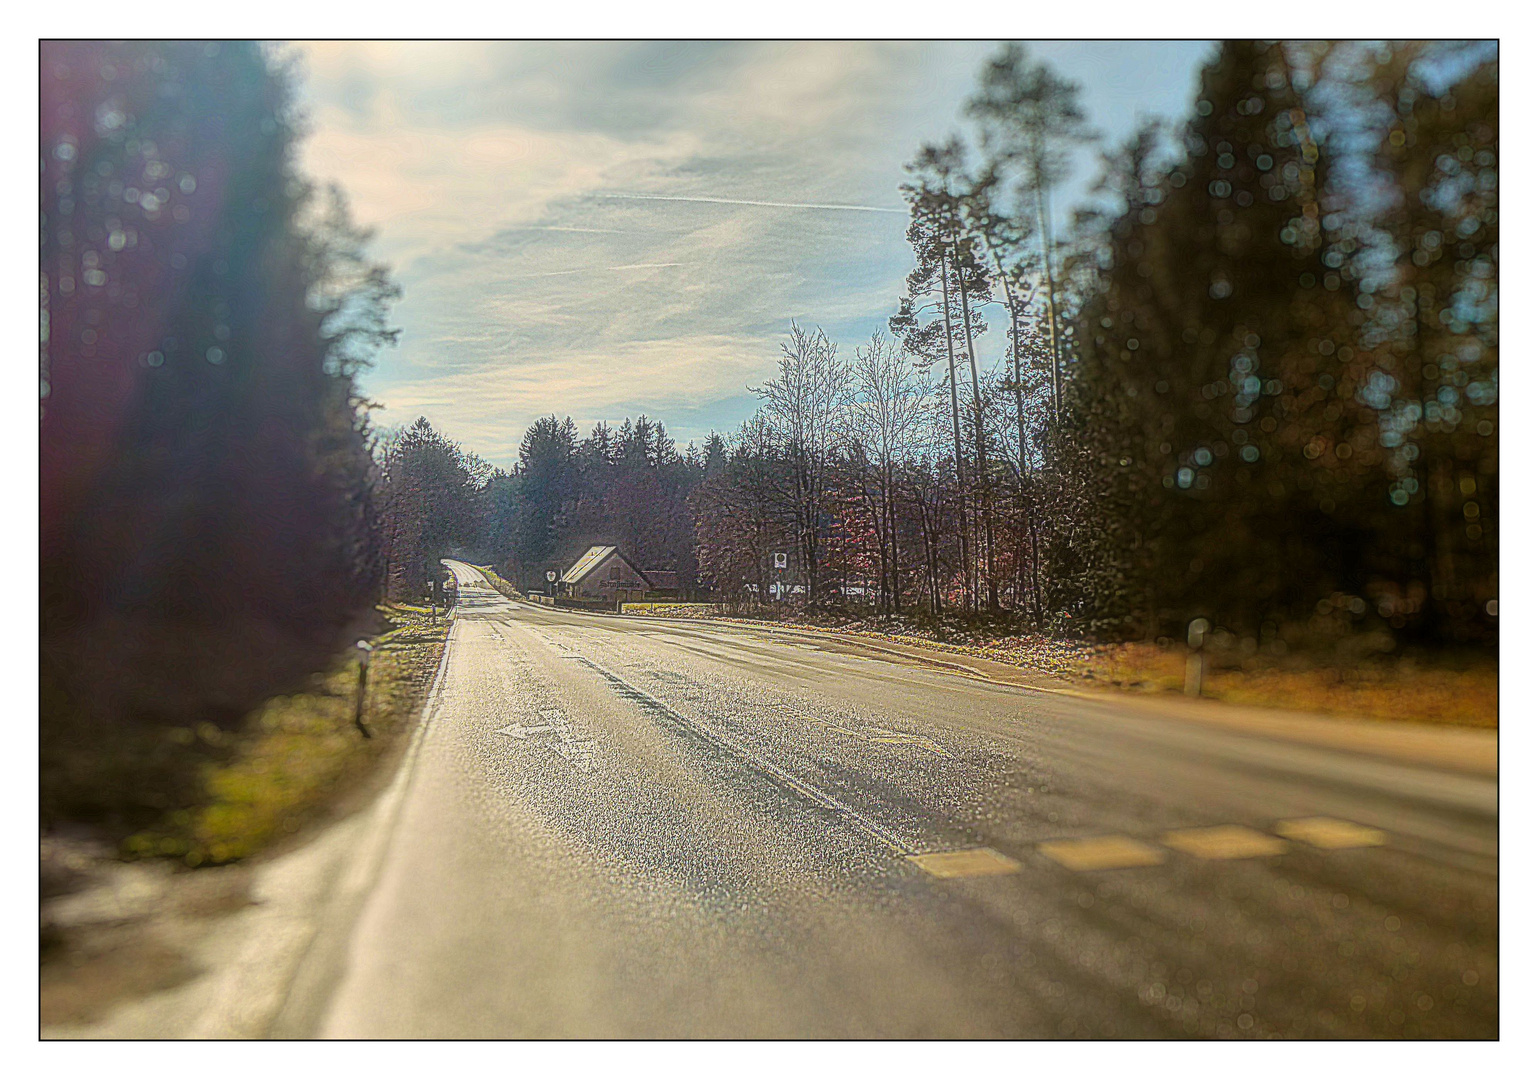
[967,43,1097,421]
[1064,41,1369,639]
[1358,46,1497,645]
[891,141,993,610]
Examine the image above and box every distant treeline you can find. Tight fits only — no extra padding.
[372,414,707,597]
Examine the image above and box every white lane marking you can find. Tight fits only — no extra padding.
[908,847,1023,879]
[479,649,598,773]
[1038,835,1166,871]
[1274,817,1387,849]
[562,650,912,854]
[495,723,559,740]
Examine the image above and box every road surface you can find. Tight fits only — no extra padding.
[290,561,1497,1038]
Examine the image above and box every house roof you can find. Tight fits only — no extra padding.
[560,545,651,587]
[560,545,615,584]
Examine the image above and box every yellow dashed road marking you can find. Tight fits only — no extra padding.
[908,847,1022,879]
[1275,817,1388,849]
[805,716,949,756]
[865,726,949,756]
[1162,825,1289,860]
[1038,835,1166,871]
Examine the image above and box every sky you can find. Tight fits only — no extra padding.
[291,40,1216,467]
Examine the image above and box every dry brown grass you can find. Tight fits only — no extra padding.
[1073,641,1497,728]
[476,564,526,601]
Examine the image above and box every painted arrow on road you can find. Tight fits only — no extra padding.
[495,723,559,740]
[496,709,571,741]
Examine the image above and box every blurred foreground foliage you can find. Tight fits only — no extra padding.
[40,42,397,835]
[1062,41,1496,647]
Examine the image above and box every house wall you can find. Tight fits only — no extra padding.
[572,553,649,602]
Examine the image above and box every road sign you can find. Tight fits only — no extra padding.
[773,552,787,569]
[547,570,557,582]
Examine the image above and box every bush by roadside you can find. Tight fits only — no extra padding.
[621,602,721,615]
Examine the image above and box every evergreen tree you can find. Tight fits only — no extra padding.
[1357,45,1498,644]
[377,417,486,598]
[1064,41,1368,638]
[967,43,1097,420]
[511,414,580,579]
[890,141,993,610]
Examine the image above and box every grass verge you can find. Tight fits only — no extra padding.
[475,564,526,601]
[1074,641,1496,728]
[123,603,450,865]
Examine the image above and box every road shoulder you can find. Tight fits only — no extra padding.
[612,612,1497,778]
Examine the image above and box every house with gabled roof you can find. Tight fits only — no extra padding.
[558,545,651,604]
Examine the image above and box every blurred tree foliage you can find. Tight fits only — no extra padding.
[40,42,398,832]
[1061,40,1496,648]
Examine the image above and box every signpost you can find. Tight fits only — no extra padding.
[546,569,557,596]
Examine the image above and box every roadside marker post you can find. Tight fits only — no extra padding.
[1185,618,1209,697]
[354,639,375,738]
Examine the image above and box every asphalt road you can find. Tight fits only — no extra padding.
[300,562,1497,1038]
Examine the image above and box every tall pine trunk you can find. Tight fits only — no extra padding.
[938,246,972,612]
[954,243,998,612]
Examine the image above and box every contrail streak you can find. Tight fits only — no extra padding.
[528,262,682,279]
[518,225,633,234]
[597,192,906,215]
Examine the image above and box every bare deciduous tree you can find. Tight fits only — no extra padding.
[845,331,931,614]
[750,322,850,609]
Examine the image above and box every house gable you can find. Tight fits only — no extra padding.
[559,545,651,598]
